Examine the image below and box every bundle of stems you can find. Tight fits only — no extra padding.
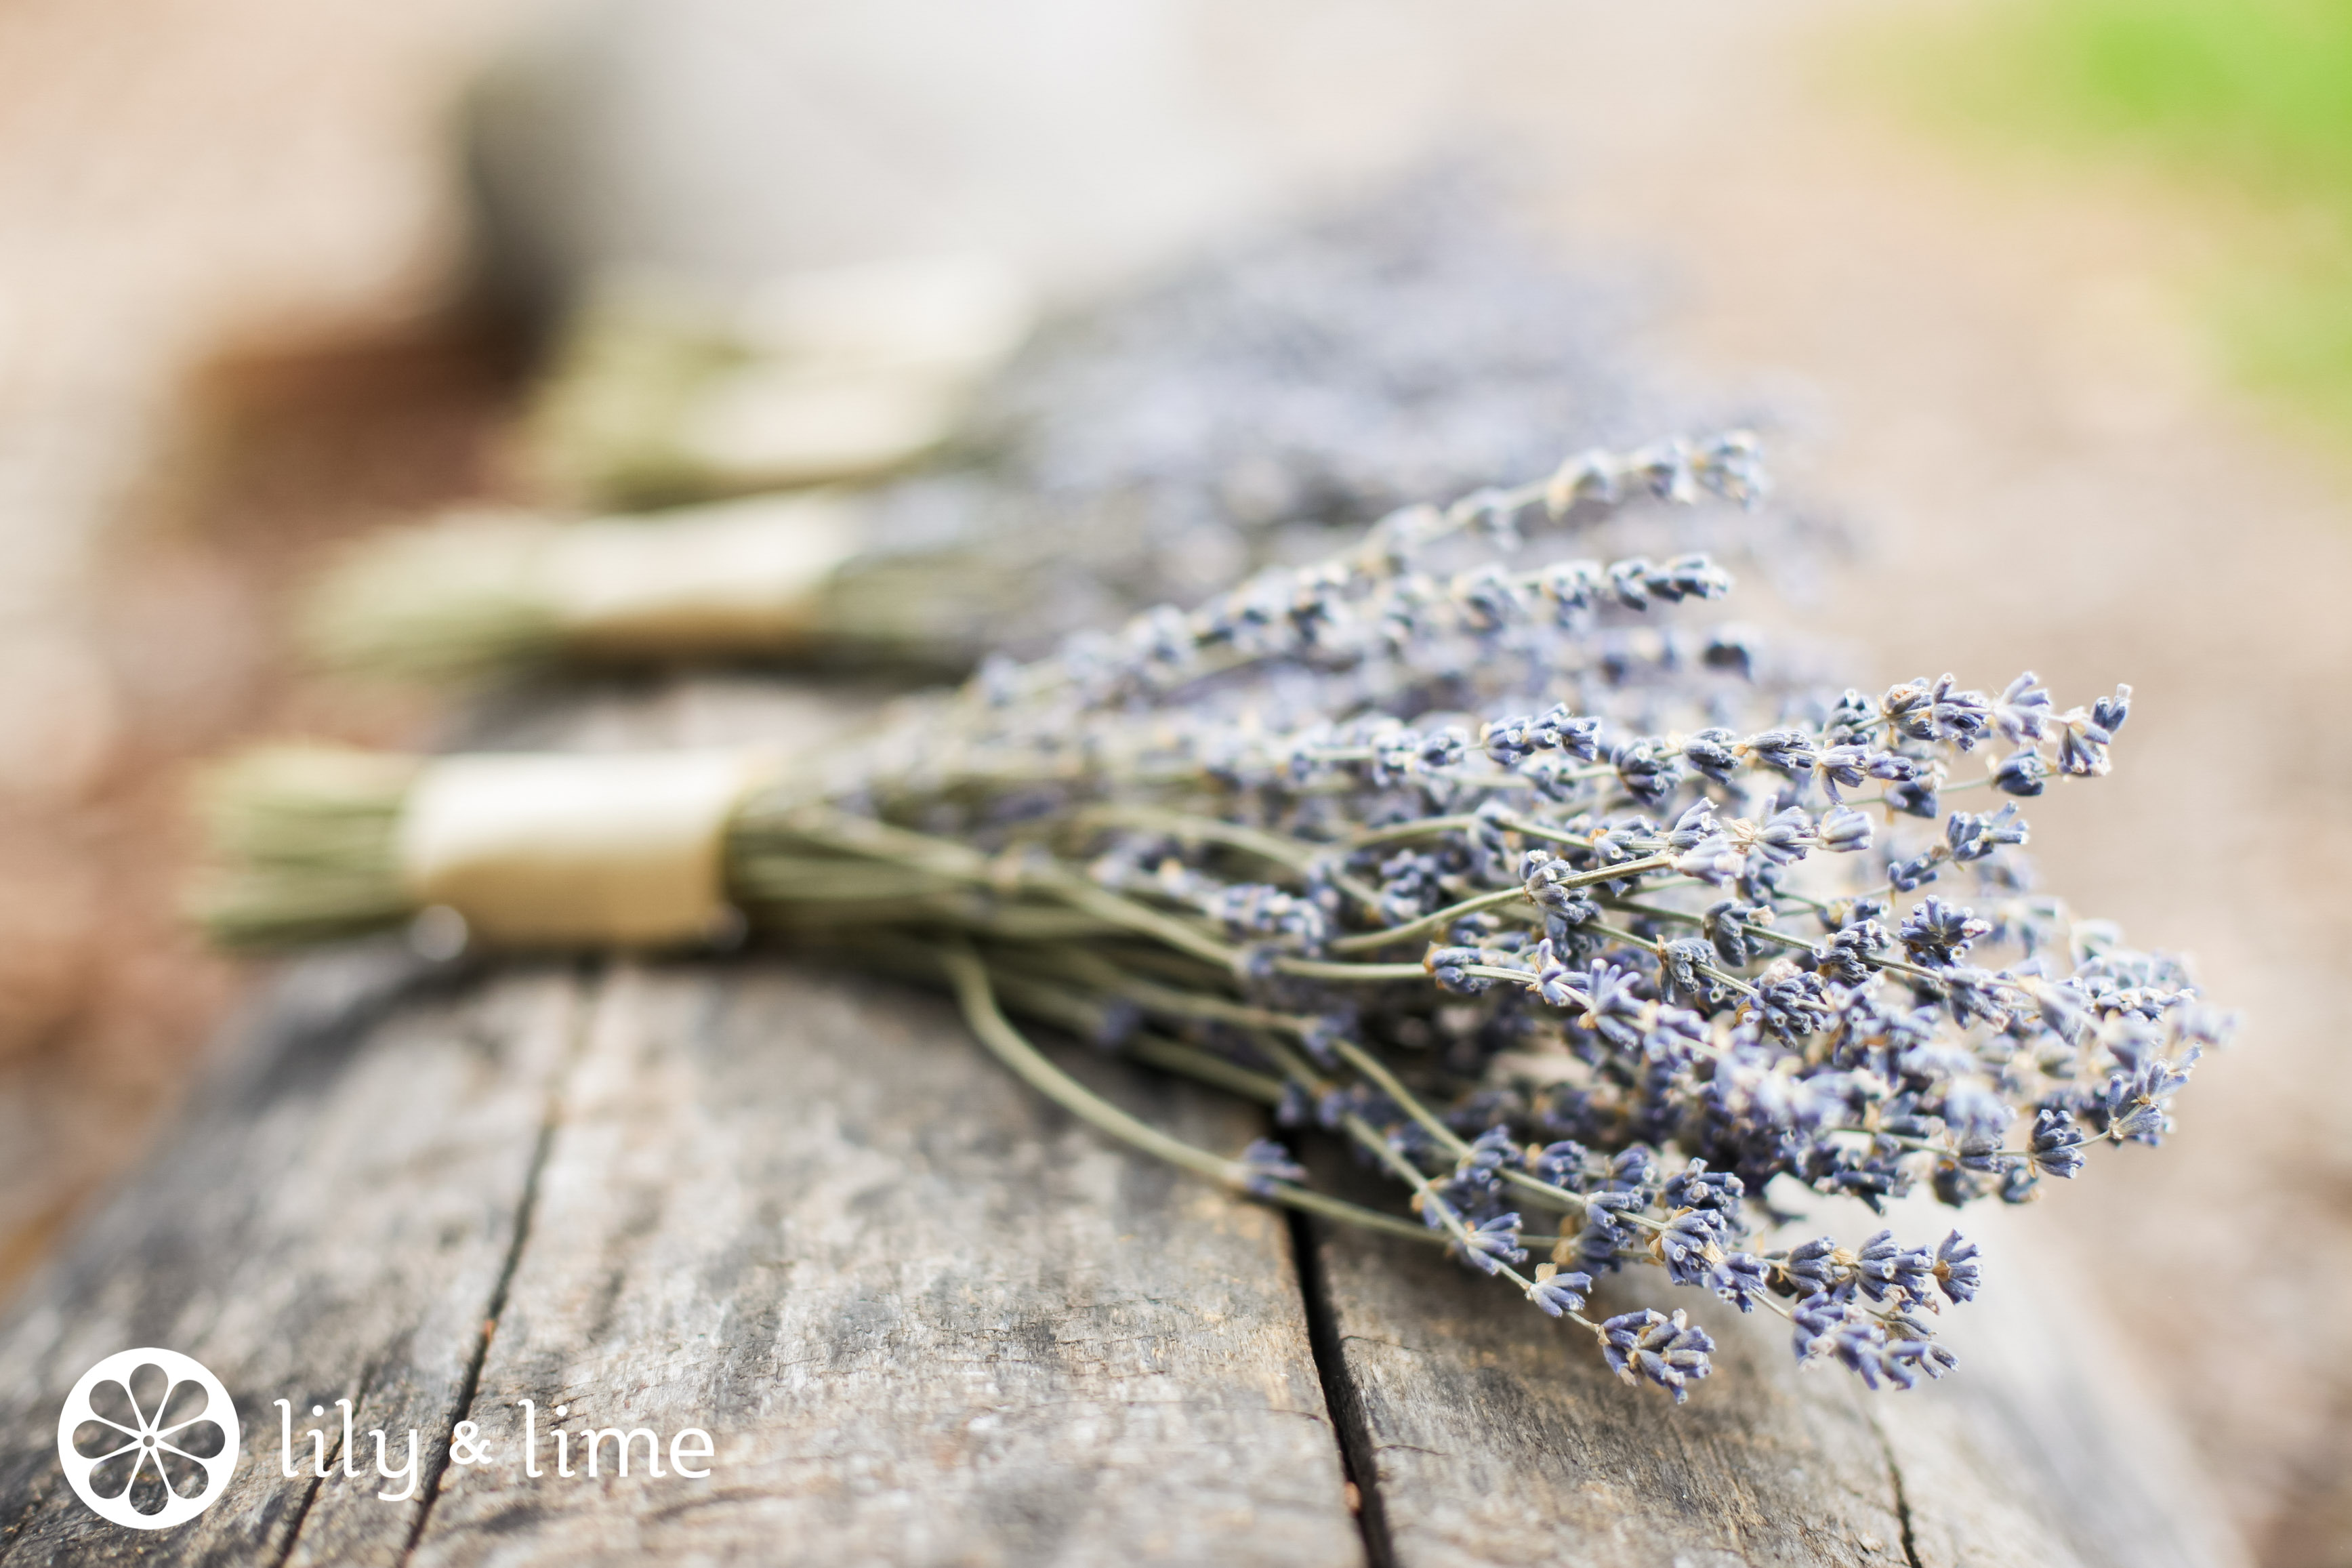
[203,433,2226,1401]
[525,257,1036,508]
[297,429,1776,686]
[300,492,1206,683]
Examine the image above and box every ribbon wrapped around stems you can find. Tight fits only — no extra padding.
[196,745,775,949]
[302,493,867,680]
[399,749,777,947]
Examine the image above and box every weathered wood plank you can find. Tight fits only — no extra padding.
[0,949,2251,1568]
[407,962,1363,1567]
[1301,1173,2247,1568]
[1302,1213,1911,1568]
[1865,1218,2245,1568]
[0,953,585,1566]
[0,953,1366,1566]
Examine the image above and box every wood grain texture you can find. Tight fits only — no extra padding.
[0,953,584,1566]
[1865,1218,2246,1568]
[1302,1214,1913,1568]
[0,945,1363,1567]
[407,962,1361,1567]
[1300,1163,2249,1568]
[0,945,2252,1568]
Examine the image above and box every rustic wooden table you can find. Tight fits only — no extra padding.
[0,680,2246,1567]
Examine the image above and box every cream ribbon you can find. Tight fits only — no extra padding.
[544,491,864,656]
[396,749,772,947]
[674,255,1035,488]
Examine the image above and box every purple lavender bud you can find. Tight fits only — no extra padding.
[1817,926,1875,985]
[1749,806,1817,867]
[1947,802,2029,862]
[1933,1231,1982,1304]
[1533,1140,1592,1188]
[1609,558,1657,611]
[1664,799,1720,852]
[1779,1238,1844,1295]
[1992,749,2050,797]
[1682,727,1740,783]
[1825,689,1878,742]
[1854,1230,1937,1304]
[1662,1159,1745,1214]
[2092,683,2131,735]
[2029,1107,2086,1178]
[1241,1138,1307,1196]
[1663,938,1712,997]
[1649,554,1733,602]
[1708,1252,1772,1313]
[1553,711,1604,762]
[1818,806,1873,853]
[1702,900,1763,966]
[1886,850,1942,892]
[1754,968,1832,1041]
[1426,946,1491,994]
[1601,1308,1716,1403]
[1418,727,1469,770]
[1540,562,1601,623]
[1610,735,1684,808]
[1899,896,1991,966]
[1880,1336,1959,1389]
[1740,727,1819,775]
[1676,835,1746,886]
[1655,1210,1722,1287]
[1884,778,1941,820]
[1453,1212,1528,1275]
[1525,1267,1594,1317]
[1926,676,1994,751]
[1995,672,2052,743]
[1484,714,1540,766]
[1790,1292,1851,1361]
[1881,678,1937,740]
[2097,1054,2195,1144]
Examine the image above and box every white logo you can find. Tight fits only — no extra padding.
[57,1348,241,1529]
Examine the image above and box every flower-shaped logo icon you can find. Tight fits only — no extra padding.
[56,1348,240,1529]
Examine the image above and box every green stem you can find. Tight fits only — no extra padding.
[1121,1035,1285,1104]
[940,943,1434,1244]
[1327,853,1676,957]
[1269,956,1430,983]
[1340,1113,1538,1291]
[1327,886,1527,955]
[945,942,1246,1185]
[1029,871,1243,972]
[1324,1035,1611,1224]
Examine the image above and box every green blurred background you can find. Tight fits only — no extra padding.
[1913,0,2352,429]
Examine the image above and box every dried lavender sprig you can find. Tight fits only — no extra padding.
[968,430,1764,714]
[947,926,1975,1352]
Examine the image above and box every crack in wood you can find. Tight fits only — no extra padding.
[390,967,596,1565]
[272,1362,373,1568]
[1290,1210,1393,1568]
[1872,1411,1925,1568]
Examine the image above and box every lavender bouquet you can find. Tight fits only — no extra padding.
[200,433,2227,1402]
